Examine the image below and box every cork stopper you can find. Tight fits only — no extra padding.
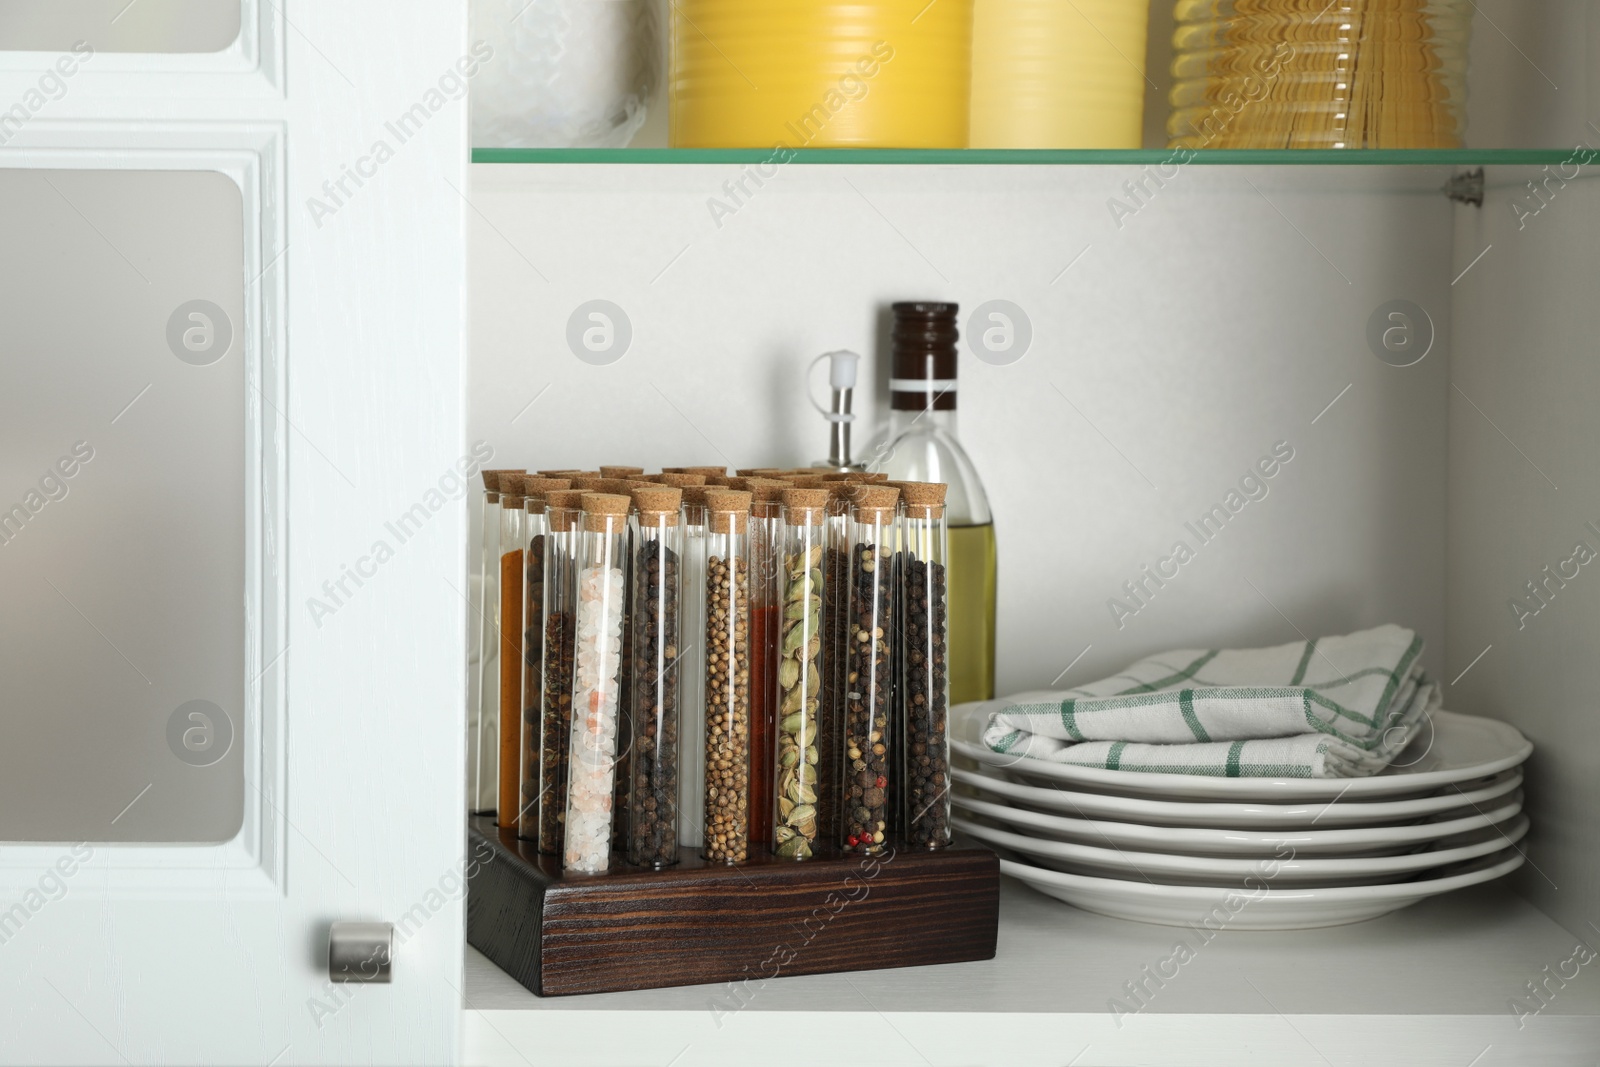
[581,492,632,533]
[570,474,608,491]
[655,472,707,488]
[730,477,787,500]
[683,466,728,477]
[579,477,635,495]
[538,469,584,477]
[736,468,782,477]
[705,489,752,535]
[892,480,947,519]
[681,484,711,508]
[599,465,644,478]
[623,479,658,490]
[850,484,900,523]
[781,487,830,526]
[787,475,829,488]
[631,486,682,526]
[705,475,737,487]
[520,475,571,508]
[482,469,524,492]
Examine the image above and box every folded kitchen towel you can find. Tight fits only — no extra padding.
[981,624,1437,778]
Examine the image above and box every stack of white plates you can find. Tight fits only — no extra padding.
[951,702,1533,929]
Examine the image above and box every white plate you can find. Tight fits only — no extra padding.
[953,764,1522,828]
[957,813,1529,887]
[995,849,1526,929]
[951,791,1526,856]
[954,702,1532,801]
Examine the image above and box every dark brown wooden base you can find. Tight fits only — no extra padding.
[466,815,999,997]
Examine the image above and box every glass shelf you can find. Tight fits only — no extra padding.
[472,147,1577,166]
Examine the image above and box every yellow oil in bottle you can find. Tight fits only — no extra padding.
[947,522,996,704]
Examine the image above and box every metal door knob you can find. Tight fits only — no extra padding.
[328,921,393,983]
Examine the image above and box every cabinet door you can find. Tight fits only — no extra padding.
[0,4,468,1064]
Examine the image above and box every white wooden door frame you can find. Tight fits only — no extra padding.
[0,4,469,1064]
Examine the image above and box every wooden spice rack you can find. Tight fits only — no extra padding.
[466,815,1000,997]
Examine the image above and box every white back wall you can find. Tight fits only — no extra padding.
[467,163,1453,693]
[1447,168,1600,940]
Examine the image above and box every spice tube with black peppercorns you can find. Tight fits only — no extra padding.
[840,484,900,855]
[537,490,586,856]
[701,490,754,864]
[627,487,684,868]
[894,482,952,849]
[518,476,571,842]
[562,493,631,875]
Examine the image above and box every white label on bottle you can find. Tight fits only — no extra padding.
[889,378,958,392]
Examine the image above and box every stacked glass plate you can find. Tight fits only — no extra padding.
[951,701,1533,929]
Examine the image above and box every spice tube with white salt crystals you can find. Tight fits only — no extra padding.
[562,493,632,875]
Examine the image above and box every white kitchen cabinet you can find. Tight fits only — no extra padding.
[459,2,1600,1064]
[0,2,469,1064]
[2,1,1598,1065]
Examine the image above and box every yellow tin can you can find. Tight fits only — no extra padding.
[670,0,974,148]
[970,0,1149,148]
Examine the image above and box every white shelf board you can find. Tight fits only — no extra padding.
[462,877,1600,1066]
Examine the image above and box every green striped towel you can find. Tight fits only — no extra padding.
[981,625,1437,778]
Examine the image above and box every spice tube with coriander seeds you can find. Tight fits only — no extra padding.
[561,493,632,875]
[701,490,753,864]
[772,488,831,859]
[537,489,587,856]
[892,482,952,849]
[473,468,523,815]
[627,486,685,868]
[841,484,899,854]
[517,476,570,842]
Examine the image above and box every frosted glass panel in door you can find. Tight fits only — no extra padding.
[0,0,240,53]
[0,168,244,842]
